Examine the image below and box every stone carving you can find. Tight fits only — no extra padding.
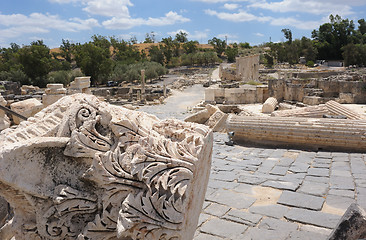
[185,105,227,132]
[227,114,366,152]
[0,94,213,240]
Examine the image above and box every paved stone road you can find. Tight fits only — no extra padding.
[139,83,366,240]
[193,132,366,240]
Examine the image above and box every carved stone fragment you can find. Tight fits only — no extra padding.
[0,93,213,240]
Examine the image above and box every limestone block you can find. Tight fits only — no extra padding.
[204,88,215,102]
[262,97,278,113]
[10,98,43,124]
[70,77,91,89]
[0,94,213,240]
[204,105,227,132]
[42,94,65,107]
[339,93,354,104]
[303,96,323,105]
[227,115,366,152]
[185,109,211,124]
[0,96,10,131]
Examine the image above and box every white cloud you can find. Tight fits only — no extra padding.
[0,13,99,45]
[249,0,354,16]
[82,0,133,17]
[103,11,190,30]
[269,17,321,30]
[167,29,210,41]
[254,32,264,37]
[223,3,240,10]
[193,0,248,3]
[205,9,271,22]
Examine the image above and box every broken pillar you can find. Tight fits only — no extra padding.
[262,97,278,113]
[0,93,213,240]
[271,105,330,118]
[326,100,366,120]
[227,115,366,152]
[42,83,67,107]
[10,98,43,125]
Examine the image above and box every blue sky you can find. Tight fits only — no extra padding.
[1,0,366,48]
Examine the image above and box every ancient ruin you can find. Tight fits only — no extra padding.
[68,77,91,94]
[42,84,67,107]
[0,94,213,240]
[0,96,10,131]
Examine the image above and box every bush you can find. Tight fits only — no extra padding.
[306,60,315,67]
[0,70,30,85]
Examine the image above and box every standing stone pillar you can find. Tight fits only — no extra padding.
[141,69,146,103]
[262,97,278,113]
[163,78,167,97]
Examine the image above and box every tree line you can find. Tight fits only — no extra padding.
[0,32,224,87]
[265,15,366,67]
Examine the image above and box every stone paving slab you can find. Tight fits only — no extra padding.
[278,191,325,211]
[194,132,364,240]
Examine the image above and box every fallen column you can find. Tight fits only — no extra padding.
[227,115,366,152]
[0,94,213,240]
[262,97,278,113]
[326,100,366,120]
[271,104,329,118]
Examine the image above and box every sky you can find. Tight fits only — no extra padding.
[1,0,366,48]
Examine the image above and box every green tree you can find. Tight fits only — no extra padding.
[281,29,293,44]
[148,46,165,65]
[73,42,112,85]
[208,37,227,56]
[183,40,198,54]
[17,40,52,87]
[110,37,141,64]
[175,31,188,43]
[225,46,238,63]
[144,32,156,43]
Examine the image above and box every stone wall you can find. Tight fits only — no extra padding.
[268,78,366,104]
[205,84,268,104]
[236,55,260,82]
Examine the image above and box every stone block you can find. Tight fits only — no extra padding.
[10,98,43,124]
[285,208,341,229]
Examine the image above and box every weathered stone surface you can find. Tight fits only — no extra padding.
[278,191,325,210]
[328,203,366,240]
[42,83,67,107]
[0,94,213,240]
[262,97,278,114]
[10,98,43,124]
[200,218,248,238]
[0,96,10,131]
[285,208,340,229]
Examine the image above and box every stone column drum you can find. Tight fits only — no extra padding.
[227,115,366,152]
[326,100,366,120]
[0,94,213,240]
[262,97,278,113]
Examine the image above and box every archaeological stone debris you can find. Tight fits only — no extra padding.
[0,94,213,240]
